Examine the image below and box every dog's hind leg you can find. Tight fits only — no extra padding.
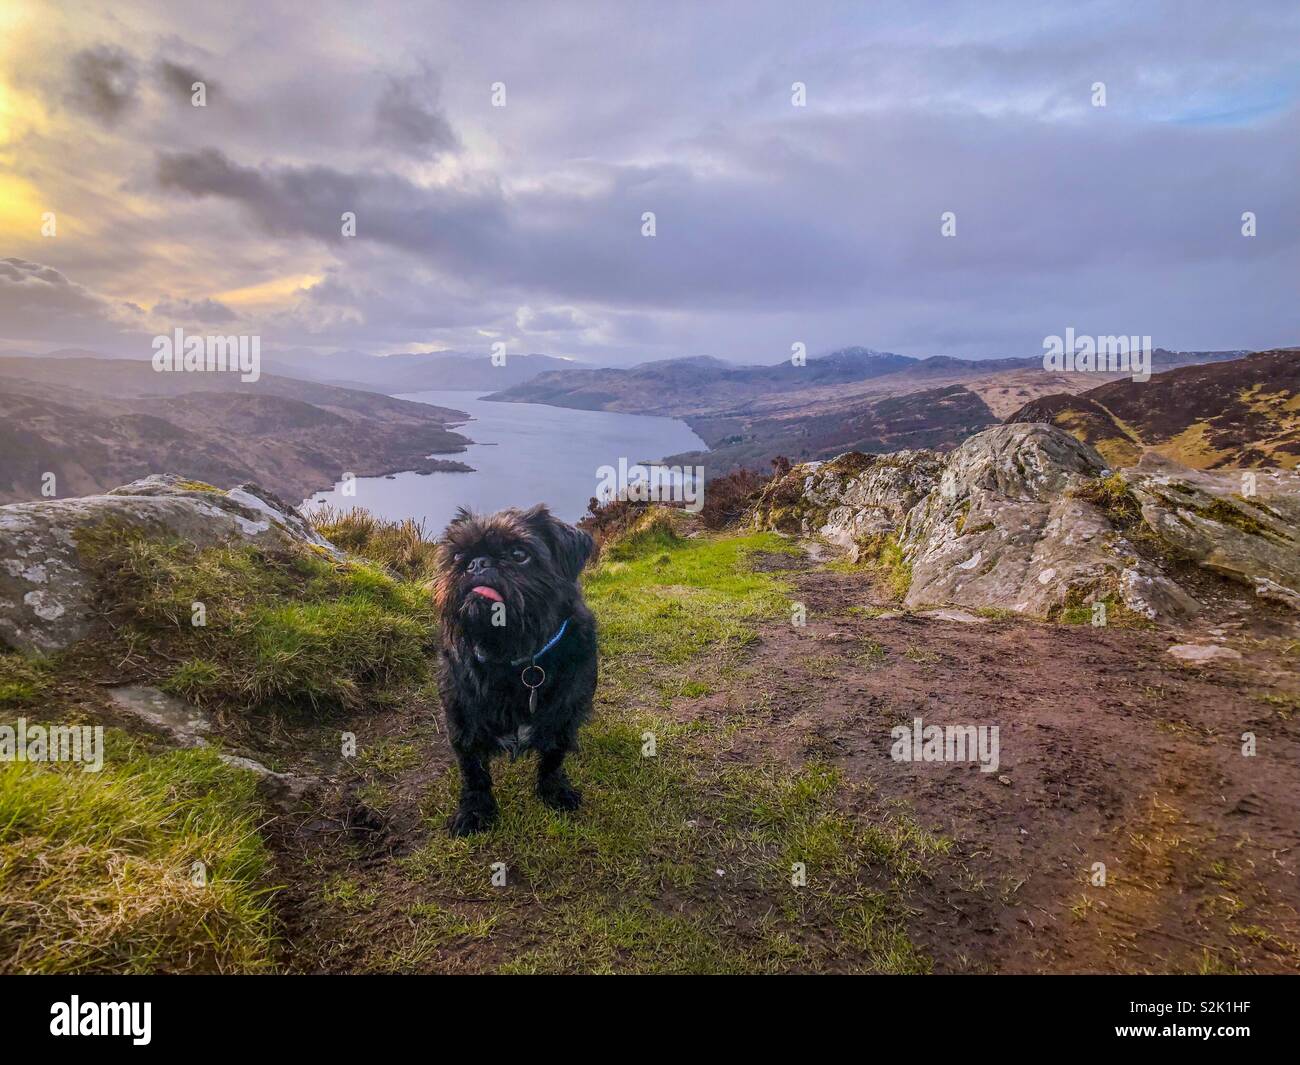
[536,747,582,812]
[449,745,499,836]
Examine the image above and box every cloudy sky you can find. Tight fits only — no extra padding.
[2,0,1297,365]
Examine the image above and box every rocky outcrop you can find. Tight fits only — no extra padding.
[752,450,944,561]
[0,474,340,653]
[1124,454,1300,604]
[756,423,1300,620]
[897,424,1196,619]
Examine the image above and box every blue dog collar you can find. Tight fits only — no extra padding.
[510,617,570,668]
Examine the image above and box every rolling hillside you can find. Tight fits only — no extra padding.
[1007,348,1300,469]
[0,357,473,503]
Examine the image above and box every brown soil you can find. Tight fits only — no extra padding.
[706,547,1300,973]
[267,543,1300,974]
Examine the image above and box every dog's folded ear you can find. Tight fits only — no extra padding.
[522,504,596,581]
[441,506,475,540]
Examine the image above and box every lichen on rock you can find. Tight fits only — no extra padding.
[0,474,341,653]
[755,421,1300,620]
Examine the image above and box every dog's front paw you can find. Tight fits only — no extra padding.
[449,795,498,836]
[538,774,583,812]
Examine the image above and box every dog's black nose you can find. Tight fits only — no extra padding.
[466,556,493,575]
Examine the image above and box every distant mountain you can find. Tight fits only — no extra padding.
[483,346,1254,416]
[0,347,119,360]
[1006,348,1299,469]
[260,349,576,394]
[0,356,473,504]
[666,383,1002,475]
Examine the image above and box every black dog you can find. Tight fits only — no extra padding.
[434,504,597,836]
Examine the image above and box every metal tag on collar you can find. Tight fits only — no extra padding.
[521,663,545,715]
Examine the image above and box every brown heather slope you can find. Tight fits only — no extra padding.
[0,357,472,503]
[667,384,1001,473]
[1007,349,1300,470]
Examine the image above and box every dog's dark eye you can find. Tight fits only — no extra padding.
[510,548,529,564]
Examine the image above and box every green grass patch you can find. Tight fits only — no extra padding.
[0,730,275,973]
[402,715,940,974]
[1052,588,1152,629]
[1195,498,1271,537]
[1070,472,1144,529]
[583,526,797,667]
[308,505,441,581]
[75,522,436,714]
[371,526,944,974]
[0,653,53,708]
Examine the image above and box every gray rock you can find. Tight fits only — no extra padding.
[106,684,212,747]
[0,474,340,653]
[1167,643,1243,664]
[898,425,1198,620]
[218,754,319,812]
[915,608,988,624]
[1125,454,1300,610]
[754,450,943,561]
[753,423,1214,621]
[106,683,317,812]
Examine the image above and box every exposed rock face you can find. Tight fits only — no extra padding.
[106,684,213,747]
[0,474,340,653]
[756,422,1300,620]
[106,683,317,812]
[752,450,944,561]
[1124,454,1300,604]
[897,424,1196,619]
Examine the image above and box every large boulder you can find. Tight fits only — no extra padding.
[753,450,943,560]
[1125,454,1300,608]
[754,421,1300,620]
[898,424,1197,619]
[0,475,340,654]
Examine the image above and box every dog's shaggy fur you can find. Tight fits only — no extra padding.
[433,504,597,836]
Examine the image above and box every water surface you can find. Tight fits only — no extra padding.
[305,390,707,531]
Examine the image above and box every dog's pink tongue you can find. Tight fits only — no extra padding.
[470,585,503,602]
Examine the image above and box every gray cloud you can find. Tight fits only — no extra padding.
[12,1,1300,362]
[373,68,458,156]
[151,295,238,323]
[157,59,213,104]
[65,46,139,125]
[0,258,143,345]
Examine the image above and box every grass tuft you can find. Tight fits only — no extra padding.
[75,522,436,715]
[308,505,441,581]
[0,731,275,973]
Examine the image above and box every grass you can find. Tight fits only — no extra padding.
[348,513,949,973]
[1053,587,1152,629]
[0,653,53,708]
[308,504,440,581]
[1070,472,1143,529]
[399,720,941,973]
[583,517,798,666]
[823,534,912,601]
[1195,498,1271,537]
[75,521,437,714]
[11,503,948,974]
[0,730,275,974]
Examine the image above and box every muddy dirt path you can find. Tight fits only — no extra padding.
[271,540,1298,973]
[667,546,1300,973]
